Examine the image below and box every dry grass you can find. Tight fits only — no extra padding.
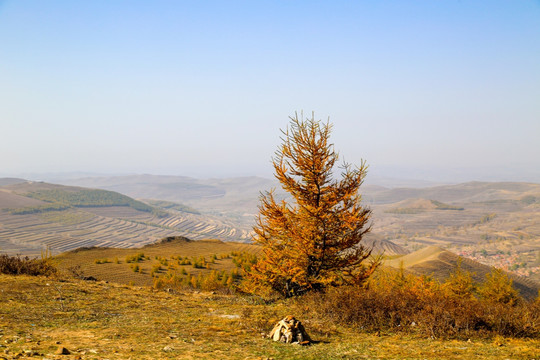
[54,237,259,286]
[0,254,57,276]
[1,274,539,359]
[292,267,540,341]
[385,247,539,300]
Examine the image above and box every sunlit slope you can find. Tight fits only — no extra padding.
[386,246,540,300]
[363,233,409,256]
[54,236,259,286]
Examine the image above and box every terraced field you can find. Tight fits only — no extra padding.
[0,181,253,256]
[0,207,254,256]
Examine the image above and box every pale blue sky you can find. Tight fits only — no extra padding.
[1,1,539,182]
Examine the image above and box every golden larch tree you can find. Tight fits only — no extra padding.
[244,113,379,298]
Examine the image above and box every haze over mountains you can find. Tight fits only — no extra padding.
[0,179,254,255]
[1,174,539,287]
[57,175,540,282]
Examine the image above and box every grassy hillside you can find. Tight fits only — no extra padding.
[385,246,540,300]
[59,174,279,227]
[145,199,201,215]
[2,273,539,359]
[25,188,163,214]
[3,234,540,359]
[54,237,259,286]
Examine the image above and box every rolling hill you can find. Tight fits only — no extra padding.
[59,175,540,282]
[385,246,540,300]
[0,178,406,258]
[53,236,258,286]
[0,180,254,256]
[3,175,539,284]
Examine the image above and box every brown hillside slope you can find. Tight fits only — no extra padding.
[362,233,409,256]
[386,246,540,300]
[53,235,402,287]
[0,190,45,208]
[54,237,260,286]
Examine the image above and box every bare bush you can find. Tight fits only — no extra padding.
[295,268,540,339]
[0,254,57,276]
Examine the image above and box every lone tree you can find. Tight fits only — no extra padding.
[244,113,379,298]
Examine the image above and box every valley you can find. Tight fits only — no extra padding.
[60,175,540,283]
[1,176,539,284]
[0,180,252,256]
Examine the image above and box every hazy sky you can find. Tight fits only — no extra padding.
[1,1,539,182]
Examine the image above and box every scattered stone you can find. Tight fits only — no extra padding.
[220,314,240,319]
[55,346,71,355]
[162,345,174,352]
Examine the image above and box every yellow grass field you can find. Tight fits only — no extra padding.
[1,274,539,360]
[54,237,260,286]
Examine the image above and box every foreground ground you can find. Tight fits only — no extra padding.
[1,275,539,359]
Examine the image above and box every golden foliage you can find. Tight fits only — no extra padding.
[296,266,540,339]
[244,113,379,297]
[477,268,520,306]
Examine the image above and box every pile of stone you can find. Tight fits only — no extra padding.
[268,316,310,345]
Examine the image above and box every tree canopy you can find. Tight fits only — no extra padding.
[244,113,379,298]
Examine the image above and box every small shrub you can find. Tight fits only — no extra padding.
[0,254,57,276]
[192,256,206,269]
[152,269,238,293]
[478,268,520,306]
[126,253,145,263]
[152,263,162,274]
